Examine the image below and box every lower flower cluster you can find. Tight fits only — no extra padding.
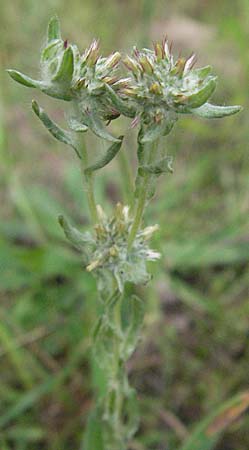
[59,203,160,292]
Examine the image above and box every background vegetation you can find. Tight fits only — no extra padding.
[1,0,249,449]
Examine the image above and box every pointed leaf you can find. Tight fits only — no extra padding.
[139,156,173,176]
[140,120,167,144]
[183,78,217,109]
[123,295,145,359]
[105,84,136,118]
[32,100,81,158]
[82,110,121,142]
[58,215,94,252]
[41,40,63,63]
[193,65,212,79]
[47,16,61,42]
[66,116,88,132]
[7,70,40,89]
[84,137,123,174]
[52,46,74,84]
[192,102,242,119]
[180,391,249,450]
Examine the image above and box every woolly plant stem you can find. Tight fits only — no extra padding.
[128,138,159,249]
[79,137,98,223]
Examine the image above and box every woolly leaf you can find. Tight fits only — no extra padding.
[66,116,88,132]
[105,84,136,118]
[58,215,94,252]
[52,46,74,85]
[32,100,81,158]
[122,296,145,360]
[140,120,167,144]
[7,70,40,89]
[84,137,123,174]
[41,40,63,63]
[183,78,217,109]
[47,16,61,42]
[82,110,121,142]
[192,102,242,119]
[139,156,173,176]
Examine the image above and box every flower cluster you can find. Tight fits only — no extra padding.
[59,204,160,292]
[8,16,241,147]
[122,40,217,132]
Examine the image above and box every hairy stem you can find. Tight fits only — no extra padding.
[128,138,159,249]
[118,146,134,206]
[79,137,98,223]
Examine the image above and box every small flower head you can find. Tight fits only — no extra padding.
[7,17,123,142]
[122,39,217,129]
[86,204,160,292]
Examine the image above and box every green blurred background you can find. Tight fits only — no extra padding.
[1,0,249,449]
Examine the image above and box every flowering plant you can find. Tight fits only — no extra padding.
[8,16,242,450]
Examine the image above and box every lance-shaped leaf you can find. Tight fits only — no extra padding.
[181,77,217,109]
[7,70,41,89]
[138,156,173,176]
[193,65,212,79]
[41,40,63,63]
[191,102,242,119]
[58,215,94,254]
[84,137,124,174]
[140,120,167,144]
[122,295,145,360]
[66,116,88,132]
[47,16,61,42]
[82,109,121,142]
[52,46,74,85]
[105,84,136,118]
[139,116,177,144]
[179,391,249,450]
[32,100,81,158]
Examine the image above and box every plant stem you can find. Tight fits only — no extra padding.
[79,137,98,224]
[128,138,159,249]
[118,146,133,205]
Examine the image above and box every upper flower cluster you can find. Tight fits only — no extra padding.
[122,41,216,122]
[8,16,241,145]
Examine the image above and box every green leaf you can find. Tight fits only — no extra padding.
[82,109,121,142]
[83,407,105,450]
[85,137,123,174]
[41,40,63,63]
[123,295,145,359]
[138,156,173,176]
[193,65,213,79]
[7,70,40,89]
[140,120,167,144]
[179,391,249,450]
[192,102,242,119]
[32,100,81,158]
[105,84,136,118]
[184,78,217,109]
[47,16,61,42]
[140,115,177,143]
[52,46,74,85]
[58,215,94,255]
[66,116,88,132]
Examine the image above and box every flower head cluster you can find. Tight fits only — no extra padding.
[121,40,219,136]
[7,17,124,142]
[8,17,241,146]
[59,204,160,292]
